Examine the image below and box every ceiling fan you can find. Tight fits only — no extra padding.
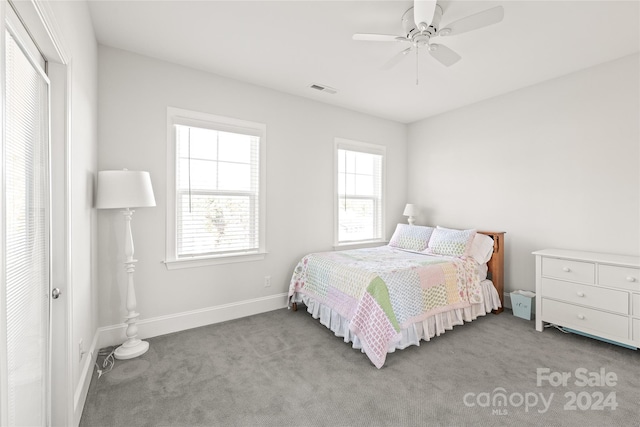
[353,1,504,71]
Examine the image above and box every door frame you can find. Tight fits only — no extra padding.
[0,0,72,425]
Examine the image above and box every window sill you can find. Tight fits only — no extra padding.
[333,240,388,251]
[163,252,266,270]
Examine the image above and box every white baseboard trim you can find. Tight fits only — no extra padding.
[504,292,512,309]
[73,329,99,426]
[97,292,289,350]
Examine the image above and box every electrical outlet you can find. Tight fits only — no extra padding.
[264,275,271,287]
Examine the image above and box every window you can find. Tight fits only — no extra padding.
[335,138,385,245]
[4,12,50,425]
[166,108,266,268]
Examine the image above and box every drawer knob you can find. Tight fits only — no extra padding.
[562,267,571,272]
[576,291,585,297]
[577,314,585,320]
[626,276,636,282]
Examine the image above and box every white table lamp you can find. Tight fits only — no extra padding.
[97,169,156,359]
[403,203,418,225]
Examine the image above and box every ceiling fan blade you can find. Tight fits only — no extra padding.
[381,47,413,70]
[353,33,406,42]
[439,6,504,36]
[414,0,437,31]
[428,43,461,67]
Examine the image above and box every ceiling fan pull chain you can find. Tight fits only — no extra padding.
[416,45,419,85]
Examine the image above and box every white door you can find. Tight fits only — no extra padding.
[2,5,51,426]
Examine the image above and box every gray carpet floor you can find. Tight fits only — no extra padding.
[80,307,639,426]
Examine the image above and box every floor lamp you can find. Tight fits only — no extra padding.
[97,169,156,359]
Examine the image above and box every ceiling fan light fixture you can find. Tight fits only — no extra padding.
[438,28,451,36]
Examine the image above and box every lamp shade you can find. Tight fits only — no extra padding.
[403,203,417,217]
[96,170,156,209]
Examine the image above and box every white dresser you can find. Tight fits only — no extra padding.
[533,249,640,349]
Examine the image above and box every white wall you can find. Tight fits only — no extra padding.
[407,54,640,295]
[97,46,407,328]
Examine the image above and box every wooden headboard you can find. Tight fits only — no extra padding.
[478,231,505,314]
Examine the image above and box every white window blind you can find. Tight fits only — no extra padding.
[336,140,384,244]
[166,108,266,267]
[4,28,50,426]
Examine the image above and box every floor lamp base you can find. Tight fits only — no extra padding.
[114,339,149,360]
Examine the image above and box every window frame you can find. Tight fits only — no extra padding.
[334,138,386,247]
[165,107,266,269]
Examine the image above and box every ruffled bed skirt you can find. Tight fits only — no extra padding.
[291,280,502,354]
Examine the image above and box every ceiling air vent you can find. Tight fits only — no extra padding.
[308,83,337,95]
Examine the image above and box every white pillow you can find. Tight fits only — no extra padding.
[388,224,434,252]
[427,227,476,257]
[469,233,494,264]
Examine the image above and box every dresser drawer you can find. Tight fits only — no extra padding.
[542,258,595,284]
[542,299,629,340]
[599,265,640,291]
[634,319,640,344]
[541,278,628,314]
[633,294,640,317]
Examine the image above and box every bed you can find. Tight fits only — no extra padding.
[288,226,505,368]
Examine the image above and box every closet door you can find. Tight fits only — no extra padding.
[3,5,51,425]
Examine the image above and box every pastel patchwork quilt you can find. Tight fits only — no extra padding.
[288,246,483,368]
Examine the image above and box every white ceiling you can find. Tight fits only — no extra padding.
[88,1,640,124]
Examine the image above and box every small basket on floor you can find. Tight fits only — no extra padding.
[510,290,535,320]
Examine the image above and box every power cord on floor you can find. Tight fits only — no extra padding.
[544,323,570,333]
[94,346,116,378]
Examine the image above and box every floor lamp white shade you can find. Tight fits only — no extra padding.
[97,170,156,359]
[403,203,418,225]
